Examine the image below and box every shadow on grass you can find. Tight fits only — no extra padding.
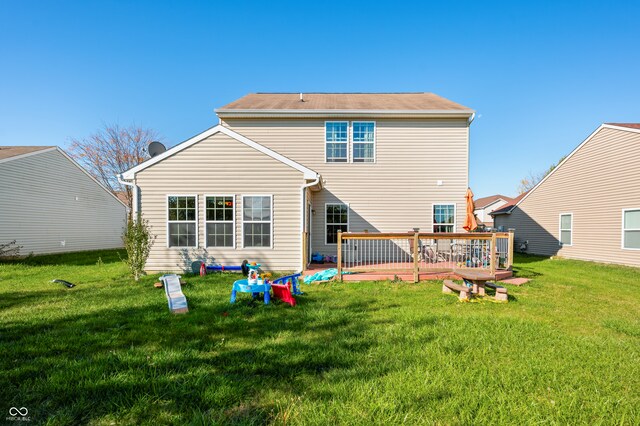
[1,249,127,267]
[0,289,384,424]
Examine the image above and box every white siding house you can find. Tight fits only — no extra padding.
[121,93,475,272]
[0,146,128,255]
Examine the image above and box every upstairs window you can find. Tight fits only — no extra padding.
[623,209,640,250]
[205,195,235,247]
[352,122,375,162]
[559,213,572,246]
[168,195,197,247]
[325,122,348,162]
[433,204,455,233]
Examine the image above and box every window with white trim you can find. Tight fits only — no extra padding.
[168,195,197,247]
[433,204,455,233]
[326,203,348,244]
[205,196,234,247]
[559,213,572,246]
[623,209,640,249]
[243,196,272,247]
[325,122,348,162]
[352,122,375,162]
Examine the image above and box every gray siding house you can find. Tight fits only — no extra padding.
[121,93,475,272]
[493,123,640,267]
[0,146,128,255]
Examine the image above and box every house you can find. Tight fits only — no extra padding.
[121,93,475,272]
[0,146,128,255]
[473,194,513,228]
[492,123,640,267]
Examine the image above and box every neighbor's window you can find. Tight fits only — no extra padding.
[623,209,640,249]
[326,203,349,244]
[243,195,272,247]
[168,195,197,247]
[559,213,572,246]
[206,196,235,247]
[433,204,455,233]
[325,122,348,162]
[352,122,375,162]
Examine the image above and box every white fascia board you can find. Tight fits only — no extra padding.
[121,124,319,180]
[0,147,57,165]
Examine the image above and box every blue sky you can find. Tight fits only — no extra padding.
[1,1,638,197]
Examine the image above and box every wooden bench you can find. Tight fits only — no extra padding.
[485,282,509,302]
[443,279,471,301]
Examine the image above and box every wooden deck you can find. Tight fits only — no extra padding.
[304,262,513,282]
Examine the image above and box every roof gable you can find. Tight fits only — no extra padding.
[474,194,512,209]
[121,125,319,180]
[492,123,640,215]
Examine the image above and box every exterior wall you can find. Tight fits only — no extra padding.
[495,127,640,267]
[135,132,304,272]
[222,118,470,256]
[0,149,127,255]
[475,199,508,226]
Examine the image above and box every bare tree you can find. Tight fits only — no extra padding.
[517,155,567,194]
[69,124,161,210]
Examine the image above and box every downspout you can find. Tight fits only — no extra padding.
[300,174,320,271]
[117,173,138,220]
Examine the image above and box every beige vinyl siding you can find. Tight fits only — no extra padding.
[0,149,127,254]
[223,118,469,256]
[495,127,640,267]
[135,132,304,272]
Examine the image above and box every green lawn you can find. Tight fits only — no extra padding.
[1,251,639,425]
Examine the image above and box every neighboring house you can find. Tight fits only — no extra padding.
[492,123,640,267]
[121,93,475,272]
[0,146,128,255]
[473,194,513,227]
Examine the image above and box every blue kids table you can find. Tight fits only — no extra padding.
[230,279,271,304]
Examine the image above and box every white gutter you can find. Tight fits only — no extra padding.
[300,174,321,271]
[117,173,138,219]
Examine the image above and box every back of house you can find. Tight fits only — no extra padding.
[493,123,640,267]
[0,146,128,255]
[122,92,475,272]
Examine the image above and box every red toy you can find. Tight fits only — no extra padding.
[270,274,303,306]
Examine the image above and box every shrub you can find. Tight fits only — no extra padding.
[122,217,156,281]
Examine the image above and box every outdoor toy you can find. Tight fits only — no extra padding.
[246,263,261,285]
[230,278,270,305]
[200,260,250,276]
[160,274,189,314]
[271,273,303,306]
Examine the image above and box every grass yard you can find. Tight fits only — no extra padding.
[1,251,639,425]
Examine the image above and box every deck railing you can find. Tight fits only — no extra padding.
[336,231,514,282]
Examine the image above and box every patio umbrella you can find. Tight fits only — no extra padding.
[463,187,478,232]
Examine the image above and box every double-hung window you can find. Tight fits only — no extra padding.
[433,204,455,233]
[559,213,572,246]
[243,195,272,248]
[325,122,348,162]
[352,122,375,162]
[168,195,197,247]
[623,208,640,250]
[326,203,349,244]
[205,195,235,247]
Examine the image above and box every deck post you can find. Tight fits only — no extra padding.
[413,232,419,283]
[490,233,497,276]
[507,228,515,270]
[337,230,343,282]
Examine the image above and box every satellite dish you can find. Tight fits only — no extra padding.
[148,141,166,158]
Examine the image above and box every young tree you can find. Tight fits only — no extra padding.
[69,124,161,210]
[122,217,156,281]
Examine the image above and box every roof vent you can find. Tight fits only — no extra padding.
[299,92,304,102]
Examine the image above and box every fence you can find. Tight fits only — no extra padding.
[336,231,514,282]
